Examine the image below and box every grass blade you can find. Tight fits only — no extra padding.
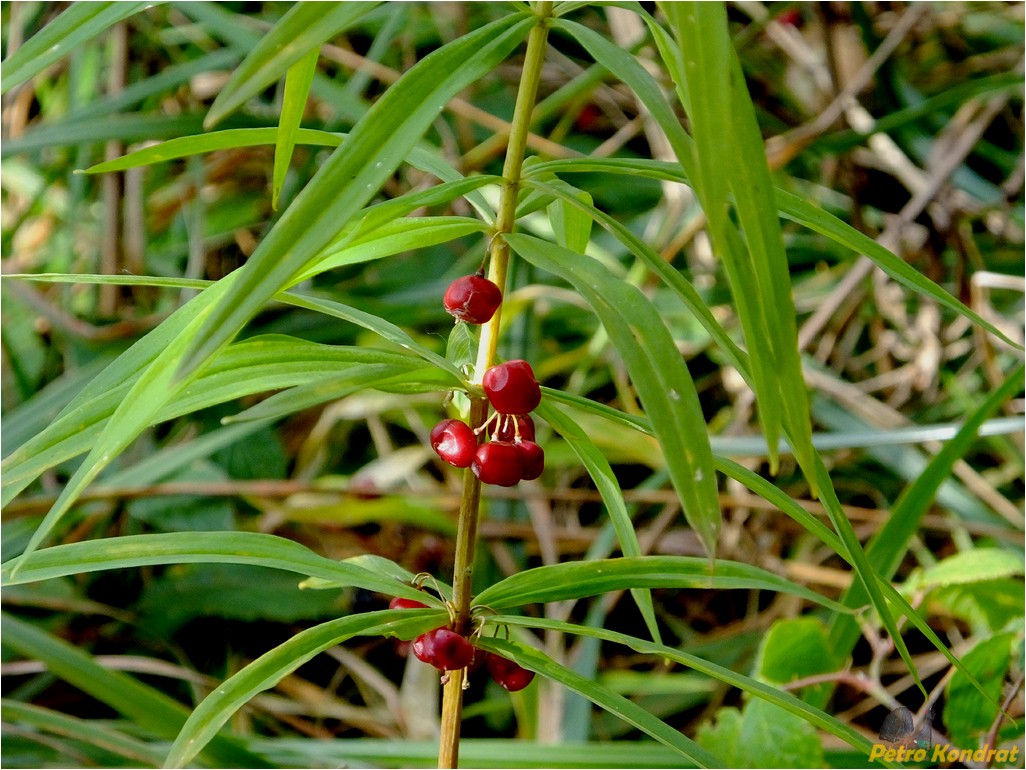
[487,616,883,762]
[204,2,378,128]
[1,2,149,94]
[273,47,320,209]
[829,361,1026,651]
[1,700,166,768]
[474,636,722,768]
[0,613,267,768]
[163,611,440,768]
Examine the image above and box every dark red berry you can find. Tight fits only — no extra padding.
[516,441,544,481]
[389,596,429,610]
[413,628,476,671]
[431,419,477,468]
[483,360,541,415]
[472,441,523,487]
[443,274,502,324]
[485,652,535,692]
[493,413,536,443]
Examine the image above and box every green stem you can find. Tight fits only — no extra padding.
[439,5,553,768]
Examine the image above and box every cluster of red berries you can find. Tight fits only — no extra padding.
[388,597,534,691]
[436,274,545,486]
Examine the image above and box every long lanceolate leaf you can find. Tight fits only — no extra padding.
[507,233,720,556]
[475,637,723,768]
[0,614,269,769]
[180,13,533,377]
[273,48,320,209]
[523,156,1019,350]
[829,362,1026,653]
[0,532,444,608]
[474,555,851,613]
[165,611,440,769]
[8,14,533,565]
[0,2,150,94]
[659,3,817,485]
[483,619,882,762]
[536,402,662,643]
[204,2,378,128]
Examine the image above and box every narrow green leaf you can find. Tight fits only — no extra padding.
[1,2,150,95]
[524,178,751,382]
[660,2,805,479]
[205,2,378,128]
[302,217,489,283]
[487,616,883,762]
[180,14,533,377]
[474,555,851,614]
[164,611,440,768]
[546,179,593,253]
[273,47,320,209]
[829,361,1026,652]
[775,188,1022,350]
[1,700,166,768]
[536,402,662,643]
[523,156,1020,349]
[80,128,342,174]
[2,336,423,505]
[1,531,442,607]
[223,364,451,424]
[507,232,721,556]
[0,613,267,768]
[78,125,497,220]
[474,637,723,768]
[716,455,1001,709]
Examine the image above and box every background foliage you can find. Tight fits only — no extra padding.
[1,2,1023,768]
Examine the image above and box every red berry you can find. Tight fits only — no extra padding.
[443,274,502,324]
[472,441,523,487]
[430,419,477,468]
[389,596,428,610]
[412,628,476,671]
[493,414,536,443]
[485,652,535,691]
[483,360,541,415]
[516,441,544,481]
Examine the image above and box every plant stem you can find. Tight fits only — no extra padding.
[438,5,553,768]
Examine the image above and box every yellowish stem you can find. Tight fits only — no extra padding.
[438,4,553,768]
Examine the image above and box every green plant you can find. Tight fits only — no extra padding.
[2,2,1023,768]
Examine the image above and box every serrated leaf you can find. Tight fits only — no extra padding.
[943,633,1014,749]
[920,549,1025,589]
[697,701,825,769]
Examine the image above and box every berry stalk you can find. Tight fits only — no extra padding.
[439,4,553,768]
